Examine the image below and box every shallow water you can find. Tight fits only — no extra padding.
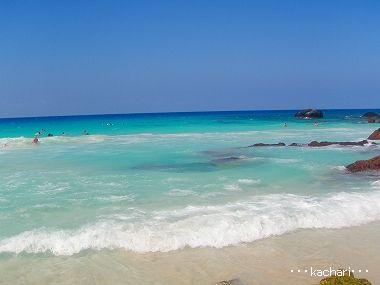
[0,110,379,284]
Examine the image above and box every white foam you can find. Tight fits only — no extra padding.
[270,158,299,164]
[167,189,197,197]
[238,179,261,185]
[1,190,380,256]
[167,189,225,198]
[96,194,135,202]
[224,184,242,191]
[0,137,35,149]
[332,165,347,172]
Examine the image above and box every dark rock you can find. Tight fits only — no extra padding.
[368,128,380,140]
[289,143,303,146]
[294,109,323,118]
[216,279,245,285]
[346,155,380,173]
[362,112,380,123]
[212,156,244,164]
[362,112,379,118]
[248,142,286,147]
[308,140,368,147]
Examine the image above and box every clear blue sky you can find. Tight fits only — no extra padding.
[1,0,379,118]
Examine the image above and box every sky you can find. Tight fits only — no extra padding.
[0,0,379,118]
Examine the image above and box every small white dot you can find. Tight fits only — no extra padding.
[352,270,355,273]
[298,269,301,273]
[290,269,294,273]
[366,270,369,273]
[359,270,362,273]
[305,269,308,273]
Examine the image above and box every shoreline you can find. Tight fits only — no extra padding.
[1,222,379,285]
[1,110,379,284]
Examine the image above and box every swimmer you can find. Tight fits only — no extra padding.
[32,137,39,144]
[314,121,319,127]
[284,123,288,127]
[47,133,54,137]
[83,130,90,135]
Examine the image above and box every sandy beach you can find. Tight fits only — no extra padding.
[1,222,379,285]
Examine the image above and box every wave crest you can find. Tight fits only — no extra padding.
[1,191,380,255]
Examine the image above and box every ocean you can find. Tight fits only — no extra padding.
[0,109,379,284]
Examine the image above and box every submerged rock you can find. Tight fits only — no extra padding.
[295,109,323,118]
[320,270,371,285]
[211,156,245,164]
[368,128,380,140]
[248,142,286,147]
[346,155,380,173]
[308,140,368,147]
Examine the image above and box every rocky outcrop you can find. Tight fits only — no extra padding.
[346,155,380,173]
[362,112,380,123]
[308,140,368,147]
[362,112,378,118]
[248,142,286,147]
[320,270,371,285]
[289,143,303,146]
[246,141,372,148]
[295,109,323,118]
[368,128,380,140]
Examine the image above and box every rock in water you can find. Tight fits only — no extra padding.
[248,142,286,147]
[346,155,380,173]
[362,112,378,118]
[294,109,324,118]
[289,142,304,146]
[362,112,380,123]
[368,128,380,140]
[308,140,368,147]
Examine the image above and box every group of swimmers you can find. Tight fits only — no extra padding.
[31,129,90,144]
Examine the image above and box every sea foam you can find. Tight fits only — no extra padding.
[1,190,380,256]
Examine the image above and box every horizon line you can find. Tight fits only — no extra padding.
[1,107,379,120]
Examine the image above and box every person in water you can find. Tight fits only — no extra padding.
[284,122,288,127]
[34,129,45,137]
[32,137,39,144]
[83,130,90,135]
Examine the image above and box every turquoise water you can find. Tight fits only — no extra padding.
[0,110,380,255]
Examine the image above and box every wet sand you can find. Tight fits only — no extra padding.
[1,222,379,285]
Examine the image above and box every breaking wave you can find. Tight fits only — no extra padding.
[1,190,380,256]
